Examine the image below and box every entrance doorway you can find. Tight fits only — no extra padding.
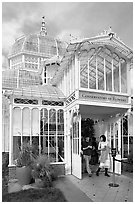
[71,104,126,179]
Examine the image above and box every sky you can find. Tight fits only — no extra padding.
[2,2,133,69]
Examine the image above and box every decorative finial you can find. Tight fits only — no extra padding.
[40,16,47,36]
[109,26,112,33]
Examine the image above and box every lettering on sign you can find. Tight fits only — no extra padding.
[79,91,128,104]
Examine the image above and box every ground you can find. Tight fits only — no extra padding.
[2,166,66,202]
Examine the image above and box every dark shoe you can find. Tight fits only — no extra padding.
[105,173,110,177]
[96,167,101,176]
[105,168,110,177]
[88,173,92,177]
[96,171,99,176]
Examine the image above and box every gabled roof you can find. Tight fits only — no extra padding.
[51,32,133,86]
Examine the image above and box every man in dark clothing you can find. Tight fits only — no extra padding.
[82,136,93,177]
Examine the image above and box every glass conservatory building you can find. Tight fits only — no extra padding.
[2,19,133,179]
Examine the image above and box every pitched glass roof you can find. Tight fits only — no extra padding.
[4,84,65,101]
[51,34,133,86]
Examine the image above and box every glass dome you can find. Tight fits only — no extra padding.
[8,34,67,59]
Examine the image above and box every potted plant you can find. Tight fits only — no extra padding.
[32,154,53,188]
[15,143,34,185]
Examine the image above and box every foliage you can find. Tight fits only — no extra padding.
[32,154,53,187]
[81,118,95,139]
[123,151,133,173]
[2,152,9,176]
[2,154,9,197]
[15,143,34,167]
[2,188,67,202]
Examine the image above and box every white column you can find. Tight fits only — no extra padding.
[96,54,98,89]
[113,123,116,148]
[74,54,79,90]
[112,55,114,92]
[48,109,50,157]
[119,60,121,93]
[109,124,111,148]
[64,110,67,164]
[39,108,41,155]
[88,58,90,89]
[21,108,23,149]
[104,58,106,91]
[9,103,13,166]
[56,110,58,162]
[30,108,32,146]
[121,117,124,158]
[127,113,130,155]
[118,118,121,155]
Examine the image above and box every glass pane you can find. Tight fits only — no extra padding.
[115,123,118,152]
[57,109,64,135]
[49,136,56,162]
[105,48,112,91]
[22,136,30,144]
[97,54,104,90]
[113,53,120,92]
[32,136,39,156]
[89,55,96,89]
[80,51,88,88]
[58,136,64,162]
[41,136,48,154]
[49,109,56,135]
[13,136,21,160]
[22,108,30,136]
[13,107,21,136]
[40,108,48,136]
[121,59,127,93]
[31,108,39,136]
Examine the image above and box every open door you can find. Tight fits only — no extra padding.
[72,113,82,179]
[109,119,121,174]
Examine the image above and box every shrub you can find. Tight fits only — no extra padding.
[2,152,9,176]
[15,143,35,168]
[32,155,52,187]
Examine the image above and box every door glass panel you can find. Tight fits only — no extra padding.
[73,116,79,155]
[115,123,118,152]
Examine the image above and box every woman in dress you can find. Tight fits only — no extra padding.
[96,135,110,177]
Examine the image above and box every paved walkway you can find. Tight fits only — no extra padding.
[8,172,133,202]
[53,176,92,202]
[59,172,133,202]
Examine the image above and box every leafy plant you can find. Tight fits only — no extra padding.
[82,118,95,139]
[32,154,52,187]
[15,143,34,167]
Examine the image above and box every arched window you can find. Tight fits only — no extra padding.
[31,108,39,156]
[40,108,48,155]
[13,107,21,160]
[22,107,30,144]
